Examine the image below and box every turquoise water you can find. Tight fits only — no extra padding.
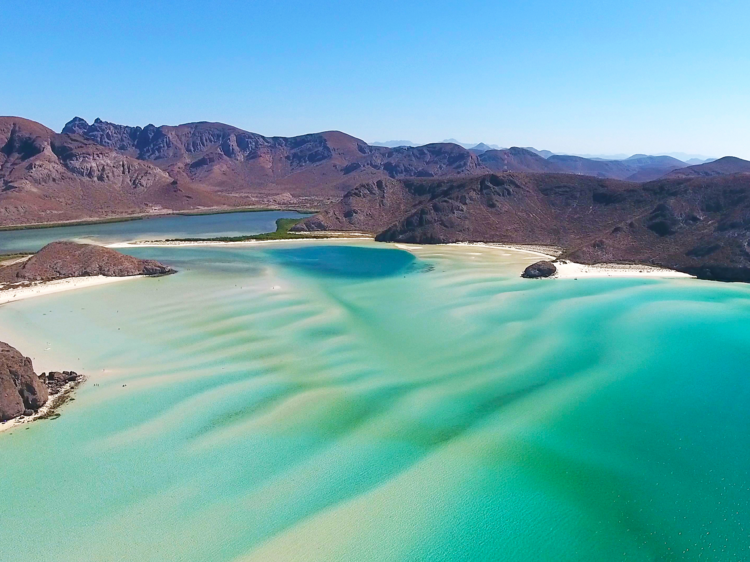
[2,236,750,561]
[0,210,309,253]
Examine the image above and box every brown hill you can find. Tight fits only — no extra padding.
[478,147,562,173]
[0,117,232,226]
[0,241,174,284]
[294,172,750,282]
[3,114,744,230]
[64,118,487,199]
[547,154,685,181]
[0,341,48,422]
[664,156,750,178]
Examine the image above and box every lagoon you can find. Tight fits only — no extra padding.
[1,217,750,561]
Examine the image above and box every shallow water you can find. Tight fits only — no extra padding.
[0,210,309,253]
[1,237,750,561]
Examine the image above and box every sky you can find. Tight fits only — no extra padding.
[2,0,749,158]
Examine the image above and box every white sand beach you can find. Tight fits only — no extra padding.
[444,242,693,279]
[107,234,375,248]
[552,260,693,279]
[0,276,144,306]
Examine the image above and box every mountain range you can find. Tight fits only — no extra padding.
[1,115,748,230]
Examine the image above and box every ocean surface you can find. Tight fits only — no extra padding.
[2,216,750,561]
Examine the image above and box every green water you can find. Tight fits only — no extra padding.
[1,240,750,561]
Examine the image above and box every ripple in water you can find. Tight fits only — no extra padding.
[0,241,749,561]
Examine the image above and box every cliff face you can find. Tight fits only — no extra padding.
[294,172,750,282]
[0,242,175,284]
[0,342,48,422]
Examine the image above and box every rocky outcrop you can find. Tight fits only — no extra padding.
[0,342,48,422]
[0,241,175,284]
[522,261,557,278]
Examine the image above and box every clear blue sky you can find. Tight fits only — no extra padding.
[2,0,749,158]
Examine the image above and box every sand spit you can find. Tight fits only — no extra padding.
[107,233,375,248]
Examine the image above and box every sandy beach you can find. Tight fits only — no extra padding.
[107,233,375,249]
[0,275,144,306]
[552,260,693,279]
[445,242,692,279]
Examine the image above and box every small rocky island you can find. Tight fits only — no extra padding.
[0,341,83,424]
[0,241,174,284]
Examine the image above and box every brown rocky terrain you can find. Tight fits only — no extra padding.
[664,156,750,178]
[3,114,726,228]
[293,172,750,282]
[0,117,234,226]
[0,341,84,424]
[0,241,174,284]
[0,341,48,422]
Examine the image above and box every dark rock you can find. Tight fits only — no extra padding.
[521,261,558,279]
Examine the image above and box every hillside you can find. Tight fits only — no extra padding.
[293,172,750,282]
[665,156,750,178]
[2,114,747,228]
[0,117,232,226]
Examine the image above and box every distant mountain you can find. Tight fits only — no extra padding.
[547,154,686,181]
[657,152,715,163]
[524,147,554,159]
[441,139,503,150]
[665,156,750,178]
[478,147,560,173]
[371,140,417,148]
[293,172,750,282]
[468,143,498,154]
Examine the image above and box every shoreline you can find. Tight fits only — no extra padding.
[552,260,693,279]
[446,241,561,259]
[0,375,85,435]
[0,206,318,232]
[0,275,144,306]
[107,232,374,248]
[446,242,692,279]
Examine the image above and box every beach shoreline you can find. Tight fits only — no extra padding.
[107,233,375,248]
[0,275,144,306]
[0,375,85,435]
[445,242,692,279]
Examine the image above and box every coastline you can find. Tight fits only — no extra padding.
[552,260,693,279]
[445,242,692,279]
[0,275,144,306]
[106,236,693,281]
[0,375,85,435]
[107,232,374,248]
[0,206,319,232]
